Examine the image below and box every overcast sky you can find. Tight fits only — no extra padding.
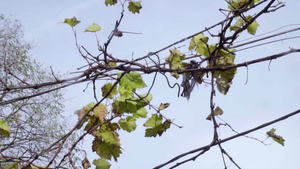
[2,0,300,169]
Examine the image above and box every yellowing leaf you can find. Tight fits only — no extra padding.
[159,103,170,110]
[0,120,10,137]
[189,33,207,50]
[128,1,142,14]
[63,17,81,27]
[82,156,91,169]
[105,0,117,6]
[206,106,223,120]
[267,128,285,146]
[188,33,210,56]
[171,72,180,79]
[85,23,101,32]
[165,49,186,69]
[93,158,111,169]
[94,104,107,122]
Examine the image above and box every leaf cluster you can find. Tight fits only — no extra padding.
[75,71,172,167]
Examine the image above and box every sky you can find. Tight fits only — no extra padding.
[1,0,300,169]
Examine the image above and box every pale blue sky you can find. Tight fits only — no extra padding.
[2,0,300,168]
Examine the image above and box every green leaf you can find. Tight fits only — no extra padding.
[101,83,118,99]
[93,158,111,169]
[0,120,10,137]
[165,49,186,69]
[6,162,18,169]
[135,107,147,118]
[247,19,259,35]
[230,18,243,32]
[108,62,117,67]
[267,128,285,146]
[105,0,117,6]
[63,17,80,27]
[188,33,211,56]
[92,137,122,161]
[144,114,162,128]
[84,117,97,131]
[119,72,146,91]
[133,94,152,110]
[206,106,223,120]
[189,34,209,54]
[159,103,170,110]
[119,116,137,132]
[145,119,171,137]
[101,130,120,146]
[84,23,101,32]
[128,1,142,14]
[118,85,134,99]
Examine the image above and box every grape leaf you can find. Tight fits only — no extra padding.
[165,49,186,69]
[93,158,111,169]
[189,33,210,56]
[206,106,223,120]
[230,18,243,32]
[85,23,101,32]
[6,162,18,169]
[215,68,236,95]
[216,77,232,95]
[267,128,285,146]
[247,19,259,35]
[118,85,134,99]
[119,72,146,91]
[93,104,108,122]
[75,102,95,129]
[101,130,120,146]
[0,120,10,137]
[92,137,122,161]
[63,17,80,27]
[144,114,162,128]
[188,33,211,56]
[133,94,152,110]
[159,103,170,110]
[105,0,117,6]
[112,99,137,115]
[101,83,118,99]
[171,72,180,79]
[145,119,171,137]
[128,1,142,14]
[135,107,147,118]
[108,62,117,67]
[119,116,137,132]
